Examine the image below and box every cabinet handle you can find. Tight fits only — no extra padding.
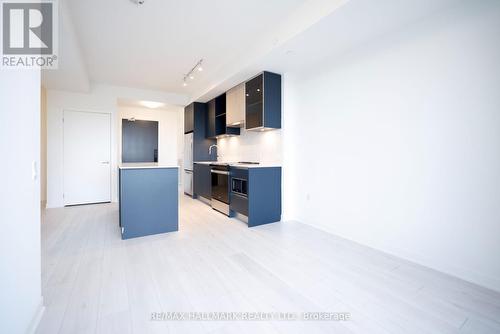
[211,170,229,175]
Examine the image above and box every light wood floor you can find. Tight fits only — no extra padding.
[36,195,500,334]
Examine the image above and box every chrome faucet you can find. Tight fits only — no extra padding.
[208,144,218,157]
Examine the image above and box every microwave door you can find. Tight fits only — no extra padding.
[231,178,248,197]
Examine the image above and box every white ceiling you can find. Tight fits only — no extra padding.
[65,0,306,94]
[42,0,348,100]
[42,0,460,104]
[194,0,461,102]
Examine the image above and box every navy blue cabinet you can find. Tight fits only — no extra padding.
[207,94,240,138]
[230,167,281,227]
[207,99,216,138]
[185,102,216,161]
[119,166,178,239]
[184,103,194,134]
[247,167,281,227]
[230,192,248,216]
[193,163,211,199]
[245,71,281,131]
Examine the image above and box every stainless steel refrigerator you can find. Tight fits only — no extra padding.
[183,133,193,195]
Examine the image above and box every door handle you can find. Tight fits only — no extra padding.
[100,161,110,164]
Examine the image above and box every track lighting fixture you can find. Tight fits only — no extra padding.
[183,59,203,87]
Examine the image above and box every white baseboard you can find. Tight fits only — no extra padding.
[293,219,500,294]
[45,201,61,209]
[26,297,45,334]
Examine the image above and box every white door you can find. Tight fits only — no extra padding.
[63,110,111,205]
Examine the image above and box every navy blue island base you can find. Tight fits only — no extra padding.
[118,164,178,239]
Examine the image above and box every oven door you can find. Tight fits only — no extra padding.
[211,170,230,204]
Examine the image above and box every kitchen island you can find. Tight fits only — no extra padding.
[118,163,178,239]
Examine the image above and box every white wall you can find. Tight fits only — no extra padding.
[47,84,187,208]
[118,105,183,171]
[283,0,500,292]
[41,87,47,205]
[0,70,43,333]
[217,128,282,164]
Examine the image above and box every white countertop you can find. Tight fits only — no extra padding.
[119,163,179,169]
[231,163,281,169]
[194,161,281,169]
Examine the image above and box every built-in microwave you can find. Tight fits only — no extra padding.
[231,178,248,197]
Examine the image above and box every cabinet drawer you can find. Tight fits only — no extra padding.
[231,167,248,180]
[230,192,248,216]
[194,163,211,199]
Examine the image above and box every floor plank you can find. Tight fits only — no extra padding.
[36,194,500,334]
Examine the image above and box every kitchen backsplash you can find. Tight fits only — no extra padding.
[217,128,282,165]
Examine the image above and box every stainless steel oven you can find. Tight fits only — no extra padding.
[210,164,230,215]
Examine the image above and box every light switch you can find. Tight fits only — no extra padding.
[32,160,38,181]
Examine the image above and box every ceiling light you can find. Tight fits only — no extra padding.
[140,101,164,109]
[232,122,241,126]
[183,81,187,87]
[183,59,204,85]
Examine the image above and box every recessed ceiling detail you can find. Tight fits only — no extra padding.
[140,101,164,109]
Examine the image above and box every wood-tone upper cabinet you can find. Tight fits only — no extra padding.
[226,83,245,127]
[245,71,281,131]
